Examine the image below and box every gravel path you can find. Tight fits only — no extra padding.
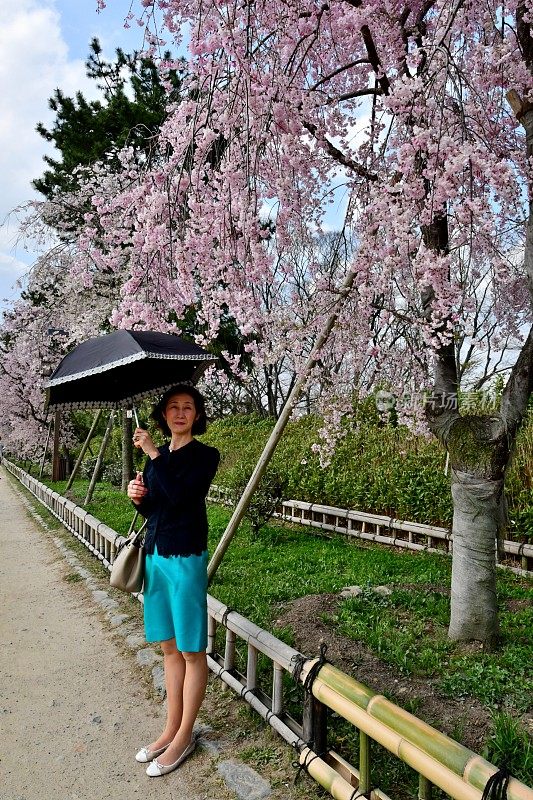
[0,468,206,799]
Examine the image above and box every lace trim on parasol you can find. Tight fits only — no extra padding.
[46,381,197,410]
[46,350,214,387]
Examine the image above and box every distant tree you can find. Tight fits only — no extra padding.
[33,37,184,203]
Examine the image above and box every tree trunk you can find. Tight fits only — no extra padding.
[443,414,509,646]
[448,470,503,645]
[121,412,133,492]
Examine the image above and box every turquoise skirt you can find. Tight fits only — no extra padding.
[143,544,208,652]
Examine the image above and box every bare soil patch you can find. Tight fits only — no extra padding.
[274,592,493,753]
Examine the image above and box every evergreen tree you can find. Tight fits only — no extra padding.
[33,38,184,200]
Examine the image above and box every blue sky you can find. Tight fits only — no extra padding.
[0,1,148,310]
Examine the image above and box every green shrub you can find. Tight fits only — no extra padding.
[201,412,531,535]
[225,462,286,534]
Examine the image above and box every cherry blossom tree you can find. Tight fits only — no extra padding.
[29,0,529,643]
[0,237,114,461]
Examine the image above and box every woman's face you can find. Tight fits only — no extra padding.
[162,392,199,436]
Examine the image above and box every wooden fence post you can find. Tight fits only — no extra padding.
[303,692,328,756]
[39,419,54,480]
[51,409,62,481]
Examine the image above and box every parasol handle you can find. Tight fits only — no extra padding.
[132,406,140,427]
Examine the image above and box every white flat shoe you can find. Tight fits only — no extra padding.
[135,742,172,763]
[146,738,196,777]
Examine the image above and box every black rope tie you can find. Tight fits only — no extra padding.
[481,765,510,800]
[289,644,331,785]
[290,653,308,684]
[290,642,330,692]
[239,686,256,703]
[292,745,327,784]
[221,607,233,628]
[348,788,376,800]
[303,642,329,694]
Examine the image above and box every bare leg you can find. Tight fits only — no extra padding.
[154,650,208,766]
[147,638,185,751]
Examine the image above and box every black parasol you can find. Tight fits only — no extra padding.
[45,330,216,411]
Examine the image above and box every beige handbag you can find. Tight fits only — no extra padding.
[110,524,146,593]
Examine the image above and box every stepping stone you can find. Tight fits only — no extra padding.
[217,759,271,800]
[136,648,160,667]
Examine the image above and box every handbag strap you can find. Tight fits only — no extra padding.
[131,519,148,543]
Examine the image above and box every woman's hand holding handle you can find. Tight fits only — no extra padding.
[132,427,159,460]
[127,471,148,505]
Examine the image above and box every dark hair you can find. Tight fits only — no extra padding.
[151,384,207,437]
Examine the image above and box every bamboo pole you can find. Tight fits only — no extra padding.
[303,662,533,800]
[84,411,114,506]
[359,731,371,796]
[298,746,369,800]
[419,775,433,800]
[207,267,359,582]
[66,409,103,491]
[308,677,481,800]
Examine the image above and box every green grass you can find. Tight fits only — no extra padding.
[42,477,137,536]
[206,505,452,632]
[45,480,532,709]
[483,712,533,782]
[333,582,533,712]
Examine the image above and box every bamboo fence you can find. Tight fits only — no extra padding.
[208,485,533,573]
[2,457,532,800]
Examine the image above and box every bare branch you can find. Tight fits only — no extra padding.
[302,120,377,180]
[342,0,391,95]
[310,58,371,91]
[500,325,533,437]
[338,87,383,102]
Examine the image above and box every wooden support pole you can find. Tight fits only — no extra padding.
[207,615,217,656]
[66,409,103,491]
[51,409,62,481]
[272,662,284,717]
[121,411,134,492]
[38,419,53,479]
[84,411,114,506]
[303,692,328,756]
[224,629,236,671]
[207,266,359,583]
[246,645,258,692]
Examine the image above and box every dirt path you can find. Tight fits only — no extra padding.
[0,468,209,800]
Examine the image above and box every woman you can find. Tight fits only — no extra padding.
[127,384,220,777]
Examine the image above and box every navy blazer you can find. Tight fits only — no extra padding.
[135,439,220,557]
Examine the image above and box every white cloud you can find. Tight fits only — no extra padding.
[0,252,29,310]
[0,1,95,209]
[0,0,98,306]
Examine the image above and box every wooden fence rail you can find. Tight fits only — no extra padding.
[3,457,532,800]
[208,486,533,573]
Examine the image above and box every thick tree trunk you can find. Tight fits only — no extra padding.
[442,414,509,645]
[121,412,133,492]
[448,471,504,645]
